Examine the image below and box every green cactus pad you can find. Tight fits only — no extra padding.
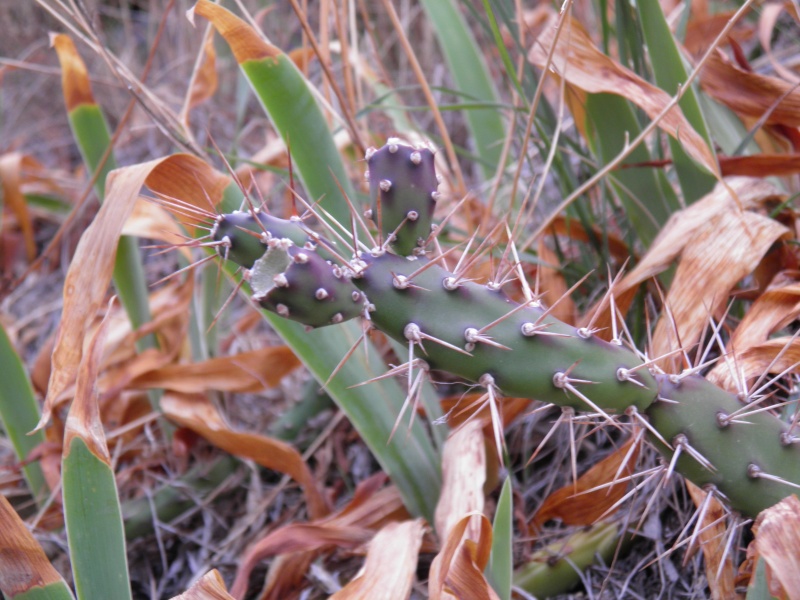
[648,375,800,517]
[353,251,656,412]
[250,239,364,328]
[212,210,320,268]
[366,138,439,256]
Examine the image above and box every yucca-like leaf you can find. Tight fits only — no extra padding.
[61,307,131,600]
[51,34,154,342]
[487,477,513,600]
[636,0,717,202]
[0,322,47,501]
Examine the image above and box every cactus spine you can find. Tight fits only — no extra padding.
[211,139,800,518]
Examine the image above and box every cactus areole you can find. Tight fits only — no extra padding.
[210,138,800,518]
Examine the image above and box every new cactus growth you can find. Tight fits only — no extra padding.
[366,137,439,255]
[210,139,800,518]
[247,238,365,328]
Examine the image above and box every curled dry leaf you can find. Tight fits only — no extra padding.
[528,14,718,176]
[585,178,788,349]
[330,519,426,600]
[171,570,234,600]
[188,0,280,63]
[160,392,329,520]
[40,155,229,430]
[435,420,486,543]
[708,277,800,390]
[231,475,408,599]
[50,33,93,111]
[649,201,790,366]
[753,495,800,600]
[0,495,68,597]
[709,338,800,393]
[700,51,800,128]
[0,152,37,261]
[123,198,190,257]
[63,298,116,465]
[720,154,800,177]
[684,11,753,57]
[129,346,301,393]
[685,482,737,600]
[531,436,639,531]
[429,512,498,600]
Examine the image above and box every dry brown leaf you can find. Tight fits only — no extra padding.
[701,51,800,128]
[0,152,36,261]
[288,47,316,71]
[758,2,800,84]
[529,14,719,176]
[585,178,787,344]
[650,198,789,367]
[435,420,486,543]
[720,154,800,177]
[684,11,753,56]
[754,495,800,600]
[40,154,228,430]
[63,298,115,464]
[731,277,800,350]
[331,519,426,600]
[171,570,234,600]
[180,32,219,127]
[429,512,498,600]
[188,0,280,64]
[123,198,190,255]
[531,436,639,531]
[50,33,94,111]
[0,495,66,595]
[161,392,329,520]
[231,476,408,598]
[439,394,530,430]
[129,346,301,393]
[709,337,800,392]
[685,482,737,600]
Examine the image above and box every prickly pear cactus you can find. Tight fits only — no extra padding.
[210,139,800,518]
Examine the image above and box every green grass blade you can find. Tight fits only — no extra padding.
[0,322,47,501]
[53,36,155,347]
[11,586,76,600]
[61,311,132,600]
[585,93,679,247]
[66,105,116,199]
[746,557,779,600]
[419,0,506,179]
[67,105,154,339]
[487,477,513,600]
[62,438,132,600]
[636,0,717,203]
